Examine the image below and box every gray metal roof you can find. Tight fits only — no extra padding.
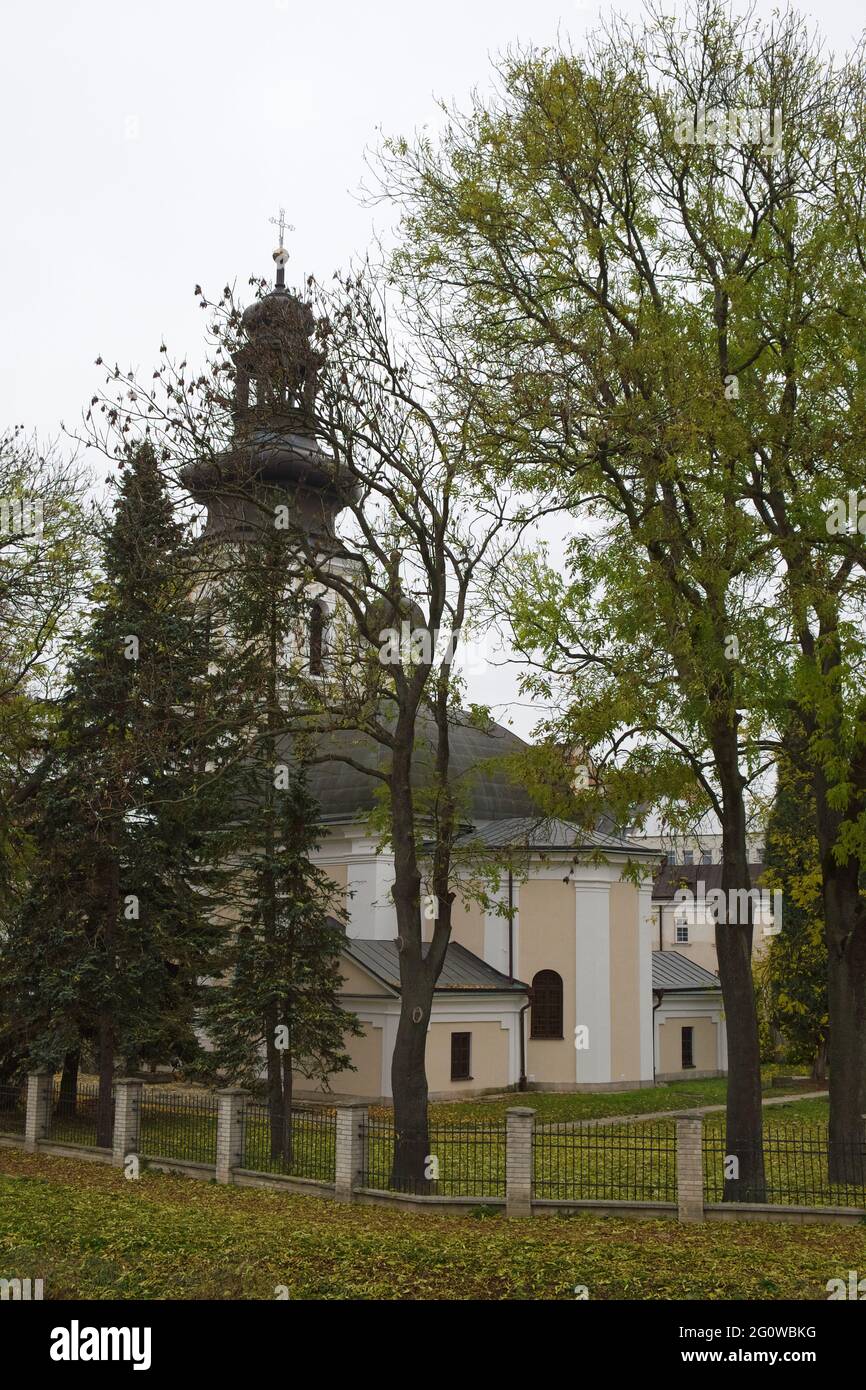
[279,709,539,825]
[453,816,652,854]
[652,862,767,900]
[652,950,722,992]
[343,937,528,994]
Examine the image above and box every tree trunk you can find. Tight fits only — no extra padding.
[58,1049,79,1119]
[264,1001,284,1161]
[824,868,866,1184]
[812,749,866,1182]
[811,1038,828,1085]
[281,1047,293,1168]
[390,984,432,1193]
[96,1017,115,1148]
[714,727,766,1202]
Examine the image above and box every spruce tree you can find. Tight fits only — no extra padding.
[2,444,231,1142]
[203,520,360,1163]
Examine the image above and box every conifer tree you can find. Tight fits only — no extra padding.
[203,521,359,1163]
[2,444,231,1143]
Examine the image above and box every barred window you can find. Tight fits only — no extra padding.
[681,1026,695,1069]
[450,1032,471,1081]
[530,970,564,1039]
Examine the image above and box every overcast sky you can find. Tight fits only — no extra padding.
[1,0,863,736]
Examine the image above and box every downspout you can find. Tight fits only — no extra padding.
[518,998,531,1092]
[507,868,514,982]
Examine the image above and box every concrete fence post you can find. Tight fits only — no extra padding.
[216,1088,249,1184]
[506,1107,536,1218]
[25,1070,53,1152]
[676,1113,705,1222]
[335,1102,368,1201]
[112,1078,143,1168]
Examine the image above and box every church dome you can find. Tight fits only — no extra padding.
[280,709,537,825]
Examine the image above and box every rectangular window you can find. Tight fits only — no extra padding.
[683,850,694,865]
[450,1032,471,1081]
[700,850,712,864]
[676,924,689,944]
[681,1026,695,1069]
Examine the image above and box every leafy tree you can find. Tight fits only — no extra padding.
[374,0,866,1188]
[83,265,541,1191]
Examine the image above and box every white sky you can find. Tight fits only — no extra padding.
[1,0,863,737]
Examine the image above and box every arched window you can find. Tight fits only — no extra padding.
[309,600,326,676]
[530,970,563,1039]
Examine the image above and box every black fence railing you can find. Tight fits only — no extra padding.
[0,1082,26,1135]
[140,1088,218,1165]
[704,1126,866,1208]
[48,1079,114,1147]
[533,1121,678,1202]
[241,1100,336,1182]
[361,1116,507,1197]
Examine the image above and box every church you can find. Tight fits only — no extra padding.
[183,242,727,1102]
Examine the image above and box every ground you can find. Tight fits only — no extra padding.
[0,1148,861,1301]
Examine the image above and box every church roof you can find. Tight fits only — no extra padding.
[342,937,528,994]
[287,711,539,825]
[453,816,654,854]
[651,950,721,993]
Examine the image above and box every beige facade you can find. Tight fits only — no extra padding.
[658,1013,719,1074]
[520,879,577,1084]
[425,1019,509,1094]
[609,881,642,1083]
[301,827,726,1099]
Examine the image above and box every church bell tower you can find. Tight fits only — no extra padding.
[182,217,346,546]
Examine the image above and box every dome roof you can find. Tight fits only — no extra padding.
[240,287,315,338]
[279,709,537,825]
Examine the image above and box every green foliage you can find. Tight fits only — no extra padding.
[0,444,231,1074]
[201,523,361,1109]
[757,734,828,1072]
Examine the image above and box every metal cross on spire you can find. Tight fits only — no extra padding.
[269,207,295,287]
[269,207,292,248]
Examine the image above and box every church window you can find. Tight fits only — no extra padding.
[530,970,564,1039]
[450,1032,471,1081]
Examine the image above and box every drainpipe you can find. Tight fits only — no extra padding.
[507,869,514,982]
[518,998,532,1091]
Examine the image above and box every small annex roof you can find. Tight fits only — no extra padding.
[652,949,722,993]
[452,816,658,855]
[342,936,528,995]
[652,862,768,900]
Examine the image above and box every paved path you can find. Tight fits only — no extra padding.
[546,1089,828,1128]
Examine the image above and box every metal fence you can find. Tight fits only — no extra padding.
[140,1087,219,1165]
[0,1082,26,1135]
[48,1079,113,1147]
[361,1115,507,1196]
[704,1125,866,1208]
[242,1099,336,1182]
[533,1121,678,1202]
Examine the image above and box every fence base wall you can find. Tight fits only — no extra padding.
[705,1202,866,1225]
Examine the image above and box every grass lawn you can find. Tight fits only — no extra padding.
[429,1071,824,1123]
[0,1148,862,1300]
